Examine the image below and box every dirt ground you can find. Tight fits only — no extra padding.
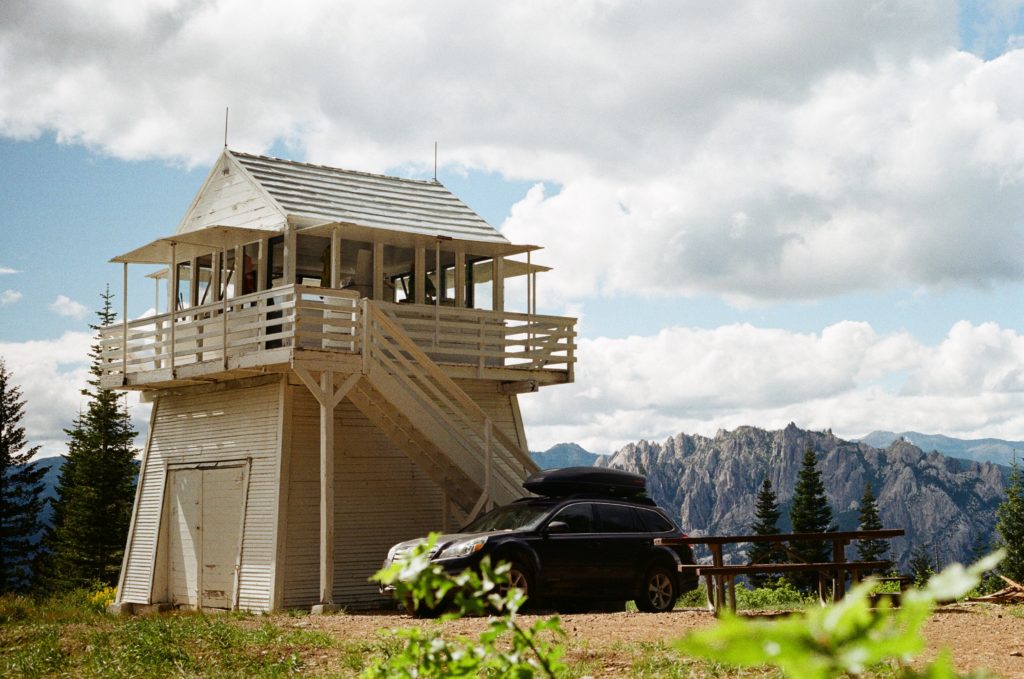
[283,603,1024,677]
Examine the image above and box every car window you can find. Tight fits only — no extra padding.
[638,508,674,533]
[461,503,552,532]
[595,503,641,533]
[549,503,595,533]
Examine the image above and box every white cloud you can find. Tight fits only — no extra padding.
[49,294,89,319]
[4,2,1017,305]
[0,266,18,274]
[520,320,1024,453]
[0,289,22,305]
[0,331,150,457]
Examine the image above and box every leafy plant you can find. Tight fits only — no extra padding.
[366,533,565,678]
[675,551,1005,679]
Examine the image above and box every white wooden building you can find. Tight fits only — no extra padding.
[103,150,576,613]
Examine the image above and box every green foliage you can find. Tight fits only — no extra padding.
[856,481,888,566]
[995,455,1024,582]
[908,543,936,586]
[0,359,46,593]
[676,551,1005,679]
[0,590,334,678]
[747,477,783,588]
[788,446,835,590]
[734,581,814,610]
[39,289,138,591]
[366,533,565,678]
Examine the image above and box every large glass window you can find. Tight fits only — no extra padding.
[595,504,640,533]
[549,503,595,533]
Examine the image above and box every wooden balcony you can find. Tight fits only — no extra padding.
[99,284,576,390]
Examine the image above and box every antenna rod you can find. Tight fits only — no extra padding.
[224,107,230,148]
[433,141,437,181]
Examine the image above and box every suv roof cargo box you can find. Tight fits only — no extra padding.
[523,466,647,498]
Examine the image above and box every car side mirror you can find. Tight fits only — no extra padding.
[546,521,570,535]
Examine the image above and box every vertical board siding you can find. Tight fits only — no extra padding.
[283,385,445,609]
[119,381,281,611]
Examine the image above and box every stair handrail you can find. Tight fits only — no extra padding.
[361,300,537,479]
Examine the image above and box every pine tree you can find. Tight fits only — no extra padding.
[855,481,887,568]
[0,359,46,592]
[908,542,934,585]
[747,477,782,588]
[40,290,138,590]
[995,454,1024,582]
[788,445,835,591]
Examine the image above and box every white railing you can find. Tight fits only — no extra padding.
[99,286,576,383]
[380,302,576,378]
[100,285,360,380]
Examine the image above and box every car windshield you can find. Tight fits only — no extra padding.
[461,503,552,532]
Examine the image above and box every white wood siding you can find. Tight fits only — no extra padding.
[177,154,286,234]
[119,380,281,611]
[282,385,445,609]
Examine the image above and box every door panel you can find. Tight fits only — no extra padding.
[166,466,245,609]
[168,470,200,606]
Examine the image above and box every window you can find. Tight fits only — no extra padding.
[595,504,640,533]
[550,503,595,533]
[638,509,674,533]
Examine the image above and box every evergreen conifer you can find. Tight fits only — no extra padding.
[995,454,1024,582]
[747,477,782,588]
[788,445,835,591]
[40,290,138,590]
[855,481,887,568]
[908,542,934,585]
[0,359,46,592]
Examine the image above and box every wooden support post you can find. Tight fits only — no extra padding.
[434,241,441,346]
[833,538,847,600]
[414,247,426,305]
[291,366,360,615]
[121,262,128,383]
[211,252,222,303]
[319,369,335,607]
[372,241,384,301]
[284,225,296,285]
[257,239,268,291]
[189,256,199,310]
[454,246,465,308]
[154,277,162,370]
[233,244,243,297]
[221,247,229,369]
[330,227,341,289]
[492,257,504,313]
[709,543,726,615]
[169,242,177,375]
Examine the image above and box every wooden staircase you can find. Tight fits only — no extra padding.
[347,301,539,520]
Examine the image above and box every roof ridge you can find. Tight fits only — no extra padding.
[228,149,442,187]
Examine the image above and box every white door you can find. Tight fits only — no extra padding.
[167,466,245,609]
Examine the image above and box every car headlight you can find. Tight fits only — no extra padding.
[436,537,487,560]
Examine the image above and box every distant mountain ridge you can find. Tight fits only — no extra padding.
[530,443,601,469]
[858,431,1022,467]
[595,424,1008,569]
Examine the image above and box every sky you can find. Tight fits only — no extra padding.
[2,0,1024,457]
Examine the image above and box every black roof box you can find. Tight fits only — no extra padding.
[523,466,647,498]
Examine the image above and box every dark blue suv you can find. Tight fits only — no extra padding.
[382,467,699,614]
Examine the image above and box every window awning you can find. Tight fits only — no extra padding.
[109,226,274,264]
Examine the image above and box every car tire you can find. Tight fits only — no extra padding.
[502,557,537,609]
[635,565,678,613]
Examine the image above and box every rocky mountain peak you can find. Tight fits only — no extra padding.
[598,424,1008,568]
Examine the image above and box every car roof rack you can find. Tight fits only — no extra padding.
[523,466,648,499]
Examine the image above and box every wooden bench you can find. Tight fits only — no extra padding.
[658,528,904,615]
[682,560,891,613]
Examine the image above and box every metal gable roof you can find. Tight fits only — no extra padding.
[229,151,509,244]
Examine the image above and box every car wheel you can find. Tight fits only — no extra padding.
[635,565,678,613]
[501,558,537,609]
